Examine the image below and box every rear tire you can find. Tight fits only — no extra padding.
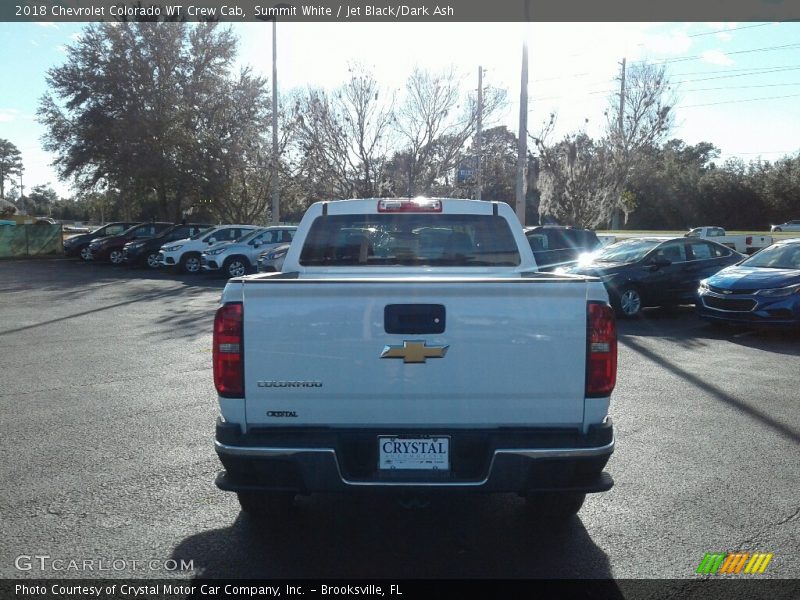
[108,249,124,265]
[614,285,643,318]
[237,492,295,519]
[145,252,160,269]
[525,492,586,522]
[773,227,782,232]
[180,253,201,274]
[79,245,92,262]
[224,257,249,278]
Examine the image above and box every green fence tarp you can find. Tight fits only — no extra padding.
[0,224,62,257]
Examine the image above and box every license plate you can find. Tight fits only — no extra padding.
[378,436,449,471]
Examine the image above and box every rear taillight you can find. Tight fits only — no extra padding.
[586,302,617,397]
[745,236,752,245]
[213,303,243,397]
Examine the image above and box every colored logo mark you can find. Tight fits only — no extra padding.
[696,552,773,574]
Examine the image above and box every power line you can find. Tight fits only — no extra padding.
[538,64,800,98]
[531,59,800,86]
[529,86,800,107]
[671,63,800,77]
[531,72,592,84]
[679,81,800,93]
[531,75,800,104]
[680,92,800,108]
[684,23,775,38]
[719,150,799,155]
[542,24,775,63]
[531,56,800,88]
[526,23,796,83]
[529,82,800,109]
[536,23,782,77]
[632,42,800,67]
[673,65,800,84]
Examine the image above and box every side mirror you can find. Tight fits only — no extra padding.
[207,238,216,244]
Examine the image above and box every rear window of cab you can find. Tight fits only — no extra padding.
[299,214,521,267]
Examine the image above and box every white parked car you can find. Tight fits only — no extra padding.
[770,220,800,233]
[257,243,291,272]
[158,224,259,273]
[202,226,296,278]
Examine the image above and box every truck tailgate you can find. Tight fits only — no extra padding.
[241,279,589,428]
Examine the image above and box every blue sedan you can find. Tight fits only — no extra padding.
[697,238,800,327]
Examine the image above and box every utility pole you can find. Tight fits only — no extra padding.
[515,41,528,225]
[476,66,483,200]
[612,57,626,230]
[618,58,626,138]
[270,18,280,225]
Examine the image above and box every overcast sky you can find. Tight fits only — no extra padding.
[1,21,799,198]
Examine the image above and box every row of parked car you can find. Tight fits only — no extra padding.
[63,219,800,328]
[524,225,800,327]
[63,221,296,278]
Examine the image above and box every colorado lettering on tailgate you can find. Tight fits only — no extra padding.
[257,381,323,388]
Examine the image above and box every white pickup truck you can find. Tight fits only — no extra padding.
[212,198,617,521]
[685,226,772,254]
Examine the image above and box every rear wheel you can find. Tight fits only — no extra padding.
[615,286,643,318]
[108,249,124,265]
[145,252,160,269]
[525,492,586,522]
[79,245,92,262]
[180,253,201,274]
[773,227,782,232]
[237,492,295,519]
[225,257,249,278]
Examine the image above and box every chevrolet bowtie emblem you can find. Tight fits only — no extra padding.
[381,341,449,363]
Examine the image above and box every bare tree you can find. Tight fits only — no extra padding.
[606,62,677,225]
[393,67,506,196]
[291,64,395,200]
[342,65,396,196]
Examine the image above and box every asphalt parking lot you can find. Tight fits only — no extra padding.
[0,259,798,584]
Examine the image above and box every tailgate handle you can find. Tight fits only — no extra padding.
[384,304,446,334]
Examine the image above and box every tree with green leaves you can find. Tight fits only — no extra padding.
[532,62,675,228]
[20,184,59,216]
[533,129,619,228]
[756,154,800,224]
[623,140,720,229]
[0,139,23,200]
[463,126,518,203]
[39,21,268,222]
